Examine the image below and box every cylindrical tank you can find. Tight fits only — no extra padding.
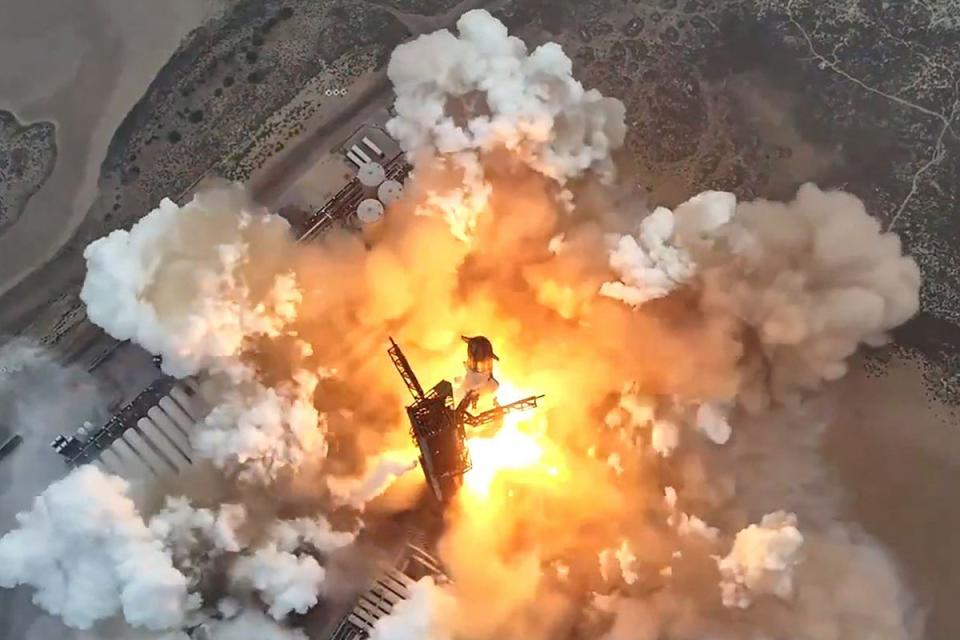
[357,162,386,198]
[377,179,403,206]
[356,198,385,225]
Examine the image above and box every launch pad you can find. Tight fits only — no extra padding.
[387,338,543,503]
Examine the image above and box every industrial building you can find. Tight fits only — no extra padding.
[41,124,443,640]
[51,123,411,477]
[51,377,204,480]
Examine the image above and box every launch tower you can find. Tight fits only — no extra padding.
[387,338,542,502]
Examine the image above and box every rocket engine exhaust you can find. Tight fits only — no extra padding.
[387,336,543,503]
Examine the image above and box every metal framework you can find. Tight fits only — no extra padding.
[329,542,445,640]
[462,394,544,429]
[387,338,424,399]
[0,434,22,463]
[386,338,543,502]
[298,154,412,241]
[52,156,412,468]
[50,376,194,466]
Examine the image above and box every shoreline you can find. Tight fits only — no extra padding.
[0,0,221,297]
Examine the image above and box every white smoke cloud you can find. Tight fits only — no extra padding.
[386,9,626,239]
[599,210,698,306]
[717,510,804,608]
[603,184,921,405]
[599,541,640,585]
[79,186,328,481]
[387,9,626,181]
[326,449,419,510]
[0,460,361,634]
[194,370,325,483]
[664,486,719,542]
[264,516,357,556]
[200,610,308,640]
[81,188,300,379]
[650,418,679,457]
[150,499,356,622]
[694,402,732,445]
[148,497,247,590]
[231,516,355,620]
[148,506,357,626]
[600,191,735,307]
[150,498,247,556]
[232,548,325,620]
[0,465,191,630]
[604,386,730,457]
[368,577,455,640]
[0,337,46,376]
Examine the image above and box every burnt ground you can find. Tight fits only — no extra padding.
[0,111,56,231]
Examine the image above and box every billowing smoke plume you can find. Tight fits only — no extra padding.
[80,188,325,481]
[194,369,325,482]
[599,199,708,305]
[148,494,356,623]
[0,466,191,630]
[387,8,626,239]
[326,449,420,511]
[602,185,921,407]
[0,465,357,634]
[387,9,626,182]
[717,510,804,608]
[148,497,247,583]
[81,188,300,380]
[1,8,926,640]
[368,577,455,640]
[231,515,355,619]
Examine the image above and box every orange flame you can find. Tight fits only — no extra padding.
[463,380,554,497]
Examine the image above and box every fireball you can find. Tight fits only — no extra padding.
[463,380,559,498]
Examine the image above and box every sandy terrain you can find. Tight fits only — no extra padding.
[0,0,223,295]
[0,0,417,346]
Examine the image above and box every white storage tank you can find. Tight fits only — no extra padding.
[377,179,403,206]
[357,198,385,225]
[357,162,386,197]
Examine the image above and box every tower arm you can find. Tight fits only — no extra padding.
[388,338,425,400]
[463,395,544,427]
